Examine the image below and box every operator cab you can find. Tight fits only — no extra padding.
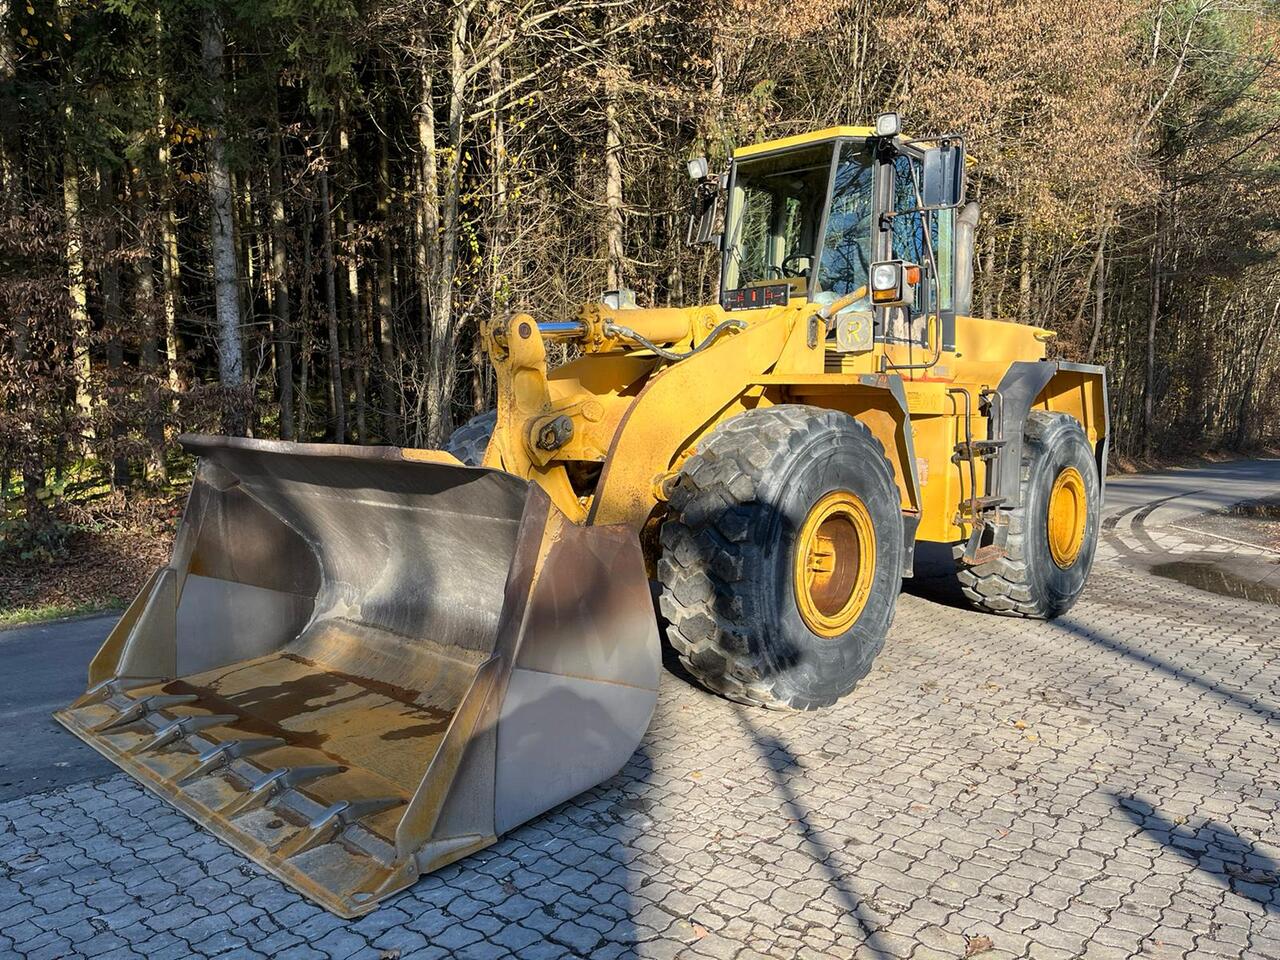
[689,115,968,350]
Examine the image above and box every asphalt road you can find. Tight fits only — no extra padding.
[1102,456,1280,526]
[0,616,118,801]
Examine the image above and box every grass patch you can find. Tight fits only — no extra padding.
[0,599,122,628]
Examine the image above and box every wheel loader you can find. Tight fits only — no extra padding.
[57,114,1107,916]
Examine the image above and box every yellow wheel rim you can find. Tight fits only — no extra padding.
[793,491,876,638]
[1047,466,1087,569]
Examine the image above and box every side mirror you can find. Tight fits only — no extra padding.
[920,139,965,208]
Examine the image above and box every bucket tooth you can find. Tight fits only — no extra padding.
[275,797,404,860]
[128,714,238,755]
[73,677,165,709]
[219,764,346,819]
[91,694,199,732]
[175,737,287,785]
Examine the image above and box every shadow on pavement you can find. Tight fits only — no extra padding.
[900,541,971,612]
[1108,791,1279,912]
[1049,615,1280,726]
[729,702,892,959]
[659,640,892,956]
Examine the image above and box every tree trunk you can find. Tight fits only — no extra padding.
[101,167,129,488]
[481,4,505,414]
[318,159,346,441]
[4,9,45,525]
[604,47,625,291]
[238,171,257,338]
[1086,223,1109,364]
[154,9,183,398]
[299,199,315,438]
[1143,201,1162,458]
[426,1,470,446]
[981,230,995,320]
[1017,230,1032,324]
[268,96,296,440]
[202,8,244,434]
[1072,215,1109,345]
[377,95,399,443]
[11,316,47,528]
[133,178,168,482]
[414,18,441,446]
[337,99,366,443]
[63,146,93,437]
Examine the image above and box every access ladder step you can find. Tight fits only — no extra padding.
[953,440,1006,461]
[959,496,1006,514]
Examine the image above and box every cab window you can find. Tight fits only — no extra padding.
[722,144,832,291]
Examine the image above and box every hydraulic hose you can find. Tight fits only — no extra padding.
[603,318,746,361]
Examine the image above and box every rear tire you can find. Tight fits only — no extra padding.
[954,410,1100,618]
[657,405,903,710]
[445,410,496,466]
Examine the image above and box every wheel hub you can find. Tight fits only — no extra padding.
[1047,466,1087,568]
[794,491,876,638]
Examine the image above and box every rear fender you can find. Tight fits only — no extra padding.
[994,361,1109,508]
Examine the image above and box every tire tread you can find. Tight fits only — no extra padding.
[954,410,1089,618]
[658,405,896,710]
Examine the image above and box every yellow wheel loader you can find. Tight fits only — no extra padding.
[57,115,1107,916]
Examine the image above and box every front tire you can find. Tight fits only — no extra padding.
[657,405,904,710]
[445,410,496,466]
[955,410,1100,618]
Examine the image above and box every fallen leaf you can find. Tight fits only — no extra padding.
[1025,733,1039,742]
[693,923,708,939]
[690,770,702,780]
[964,934,994,957]
[1011,719,1028,730]
[379,951,401,960]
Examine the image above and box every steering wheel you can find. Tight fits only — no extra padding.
[780,252,810,278]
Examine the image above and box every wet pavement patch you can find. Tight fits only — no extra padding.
[1151,559,1280,606]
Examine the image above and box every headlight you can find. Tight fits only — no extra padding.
[871,263,899,291]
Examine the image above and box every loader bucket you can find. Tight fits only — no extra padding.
[55,436,659,917]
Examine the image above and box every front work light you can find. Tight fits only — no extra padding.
[874,112,901,138]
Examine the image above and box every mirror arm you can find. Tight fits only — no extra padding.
[882,158,945,373]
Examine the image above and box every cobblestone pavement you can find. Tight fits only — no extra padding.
[3,468,1279,959]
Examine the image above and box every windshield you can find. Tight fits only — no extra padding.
[722,140,877,309]
[722,144,832,291]
[816,142,875,308]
